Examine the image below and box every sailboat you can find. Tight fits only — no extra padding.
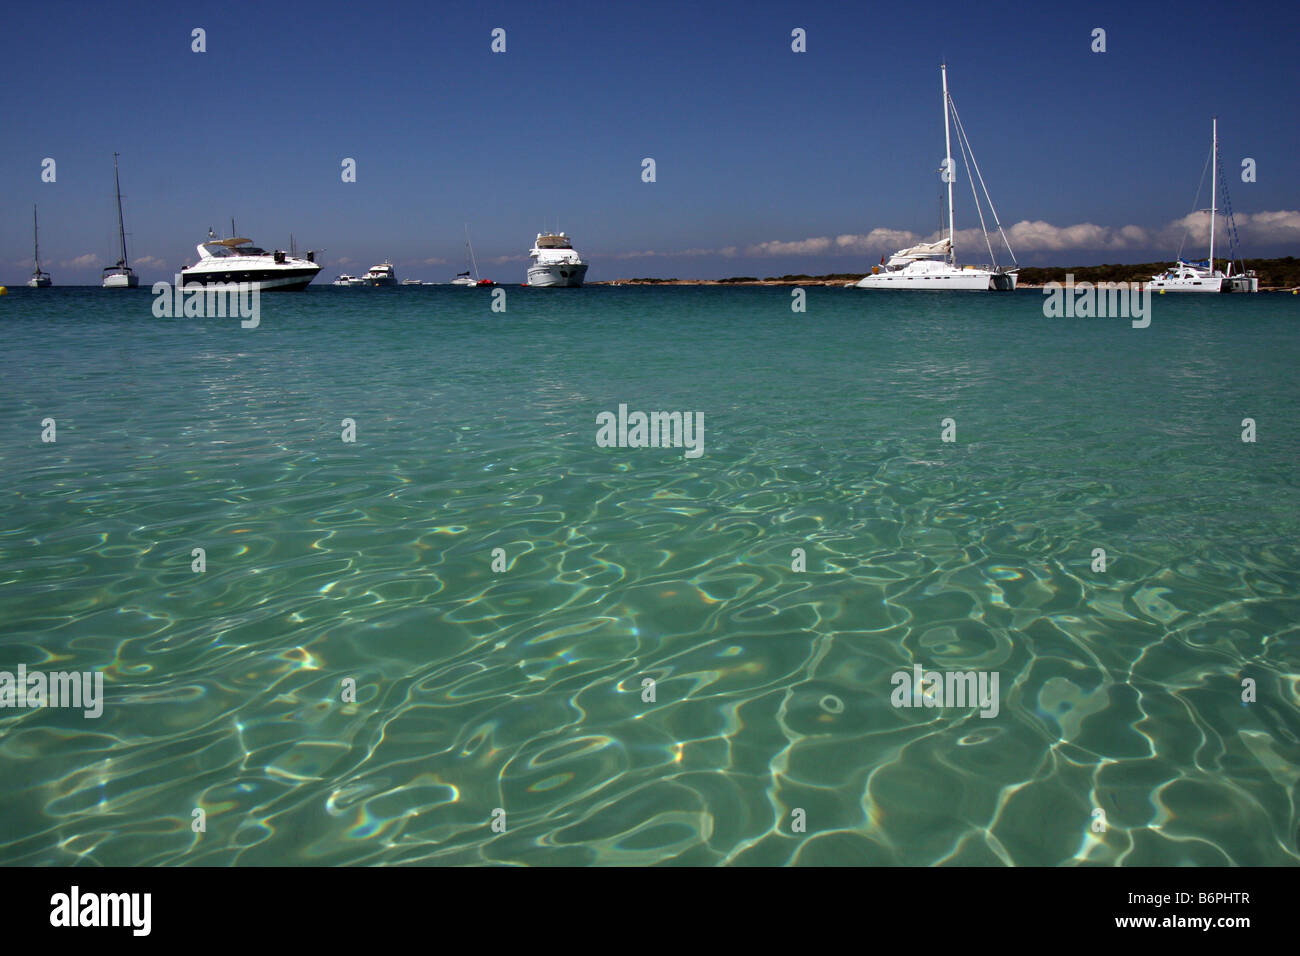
[856,63,1017,291]
[1149,118,1258,293]
[451,225,493,286]
[27,205,52,288]
[102,153,139,288]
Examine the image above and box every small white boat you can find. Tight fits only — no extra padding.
[27,205,52,288]
[453,225,493,286]
[401,278,423,285]
[527,232,588,287]
[1149,118,1258,294]
[855,64,1017,292]
[102,153,139,289]
[333,274,359,286]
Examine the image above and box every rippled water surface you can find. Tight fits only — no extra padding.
[1,285,1298,866]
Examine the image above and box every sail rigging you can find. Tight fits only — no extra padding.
[944,73,1017,270]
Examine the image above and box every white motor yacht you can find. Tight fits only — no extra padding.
[527,232,588,287]
[363,261,397,286]
[181,230,320,291]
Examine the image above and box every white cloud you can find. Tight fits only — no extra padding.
[63,253,100,268]
[642,211,1300,261]
[608,246,727,259]
[588,210,1300,266]
[1159,209,1300,249]
[834,230,919,253]
[1240,209,1300,243]
[608,249,662,259]
[996,220,1149,252]
[745,237,833,256]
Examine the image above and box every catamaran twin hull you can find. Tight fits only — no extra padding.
[855,269,1017,291]
[1147,275,1224,293]
[527,262,589,287]
[180,265,319,291]
[1147,275,1259,293]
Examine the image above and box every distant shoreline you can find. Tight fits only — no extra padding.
[591,278,1299,291]
[593,256,1300,291]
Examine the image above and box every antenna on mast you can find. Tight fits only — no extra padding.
[941,62,955,266]
[1209,116,1217,273]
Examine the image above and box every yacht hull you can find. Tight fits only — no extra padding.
[855,269,1015,291]
[528,262,588,287]
[181,267,319,292]
[102,272,139,289]
[1149,274,1256,293]
[27,276,52,288]
[1148,277,1225,293]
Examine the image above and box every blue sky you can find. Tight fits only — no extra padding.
[3,0,1298,282]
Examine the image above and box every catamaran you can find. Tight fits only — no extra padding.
[1149,118,1258,293]
[102,153,139,288]
[27,205,52,288]
[855,64,1017,291]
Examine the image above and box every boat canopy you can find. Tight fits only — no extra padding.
[892,238,951,259]
[197,239,267,258]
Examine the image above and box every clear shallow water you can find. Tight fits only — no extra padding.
[1,284,1297,866]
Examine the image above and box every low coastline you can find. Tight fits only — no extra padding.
[593,256,1300,291]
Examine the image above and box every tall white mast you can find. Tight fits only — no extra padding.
[113,152,129,268]
[942,62,955,265]
[1209,117,1217,272]
[33,205,41,272]
[465,224,480,280]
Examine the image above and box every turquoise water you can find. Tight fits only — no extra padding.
[1,285,1297,866]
